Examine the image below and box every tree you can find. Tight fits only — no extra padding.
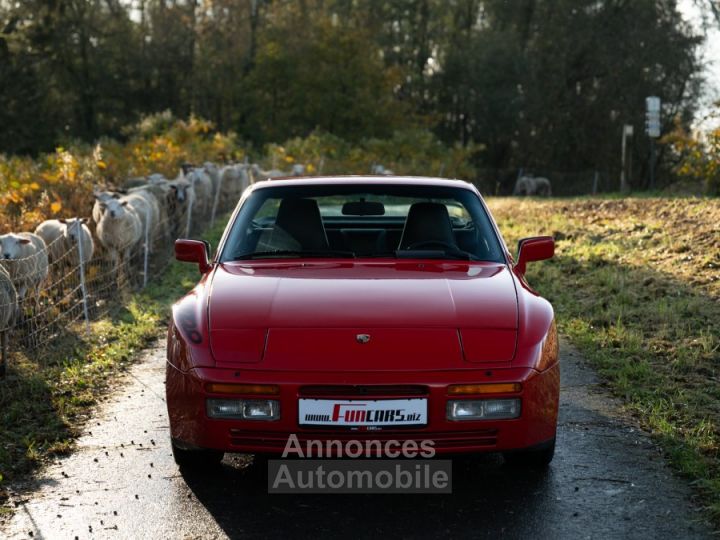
[242,12,409,143]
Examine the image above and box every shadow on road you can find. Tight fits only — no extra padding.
[181,454,555,538]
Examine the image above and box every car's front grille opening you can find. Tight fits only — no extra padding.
[299,385,428,397]
[228,429,498,451]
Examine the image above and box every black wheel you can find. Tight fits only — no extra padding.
[172,440,224,470]
[503,438,555,468]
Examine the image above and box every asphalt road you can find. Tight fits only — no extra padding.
[0,340,713,539]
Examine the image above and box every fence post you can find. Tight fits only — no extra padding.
[592,170,599,195]
[185,194,194,238]
[0,331,6,379]
[76,229,91,336]
[211,169,222,227]
[143,205,150,288]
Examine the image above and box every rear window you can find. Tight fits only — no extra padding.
[219,183,504,262]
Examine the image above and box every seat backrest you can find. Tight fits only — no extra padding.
[270,198,329,251]
[398,202,457,250]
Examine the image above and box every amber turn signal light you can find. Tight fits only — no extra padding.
[447,383,522,395]
[205,383,280,395]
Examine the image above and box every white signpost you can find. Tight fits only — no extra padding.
[620,124,634,193]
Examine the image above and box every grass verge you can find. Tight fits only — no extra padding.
[0,217,228,506]
[487,196,720,520]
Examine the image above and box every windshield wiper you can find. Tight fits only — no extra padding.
[232,250,356,260]
[395,248,479,261]
[363,251,398,258]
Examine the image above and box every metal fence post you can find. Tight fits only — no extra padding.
[592,170,599,195]
[76,229,91,335]
[143,205,150,288]
[211,170,222,227]
[0,331,7,379]
[185,194,194,237]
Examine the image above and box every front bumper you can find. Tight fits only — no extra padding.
[166,363,560,455]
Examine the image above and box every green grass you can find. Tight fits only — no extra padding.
[0,218,229,504]
[488,196,720,521]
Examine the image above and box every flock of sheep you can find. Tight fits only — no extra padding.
[512,175,553,196]
[0,161,305,378]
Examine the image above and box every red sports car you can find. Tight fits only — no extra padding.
[167,176,558,468]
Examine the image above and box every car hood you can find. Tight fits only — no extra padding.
[208,261,519,369]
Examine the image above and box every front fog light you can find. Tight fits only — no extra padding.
[447,399,521,420]
[482,399,521,419]
[207,399,280,420]
[449,401,484,419]
[243,400,279,420]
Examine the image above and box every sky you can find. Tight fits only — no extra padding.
[678,0,720,129]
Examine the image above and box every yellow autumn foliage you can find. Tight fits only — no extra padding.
[0,114,242,231]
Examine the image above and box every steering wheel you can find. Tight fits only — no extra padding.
[406,240,457,251]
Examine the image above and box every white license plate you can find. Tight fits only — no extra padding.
[298,398,428,427]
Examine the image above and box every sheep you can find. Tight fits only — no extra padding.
[0,265,17,330]
[249,164,286,182]
[371,164,394,176]
[0,232,49,304]
[0,265,17,378]
[186,169,213,220]
[533,177,552,196]
[34,218,94,268]
[124,176,149,189]
[94,189,160,248]
[204,162,230,222]
[206,164,252,220]
[94,198,143,277]
[128,182,172,241]
[167,177,195,237]
[203,162,221,199]
[217,164,248,200]
[513,175,553,197]
[119,190,161,250]
[92,190,121,223]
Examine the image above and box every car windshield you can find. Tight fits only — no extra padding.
[219,183,505,262]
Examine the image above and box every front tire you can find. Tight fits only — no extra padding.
[503,438,555,468]
[172,440,224,470]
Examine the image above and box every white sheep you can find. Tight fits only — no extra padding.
[0,265,17,329]
[92,190,121,223]
[94,198,143,275]
[0,232,49,303]
[513,175,552,196]
[34,218,94,268]
[167,177,196,237]
[371,164,394,176]
[217,164,249,202]
[128,182,172,241]
[119,190,161,250]
[203,162,221,199]
[250,164,286,182]
[186,169,213,219]
[0,265,17,378]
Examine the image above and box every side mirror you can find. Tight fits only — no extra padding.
[515,236,554,275]
[175,239,212,274]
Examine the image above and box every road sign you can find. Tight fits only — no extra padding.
[645,96,661,138]
[646,96,661,113]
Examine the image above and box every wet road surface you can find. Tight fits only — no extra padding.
[0,340,712,539]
